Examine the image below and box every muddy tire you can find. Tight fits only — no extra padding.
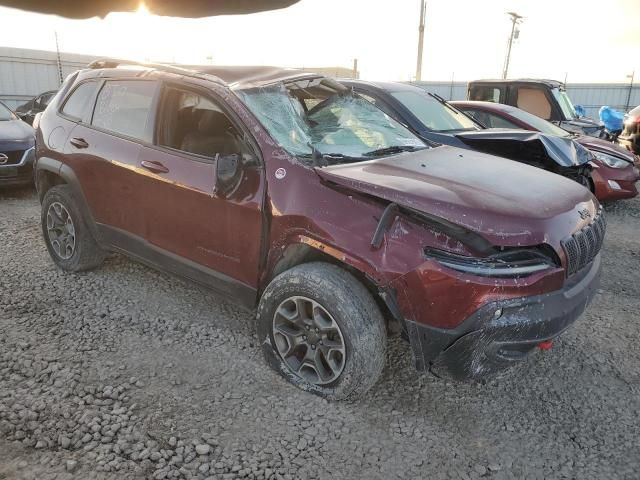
[41,185,106,272]
[257,262,386,400]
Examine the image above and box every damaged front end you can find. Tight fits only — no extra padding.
[455,130,594,188]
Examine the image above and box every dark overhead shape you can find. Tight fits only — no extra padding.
[0,0,300,18]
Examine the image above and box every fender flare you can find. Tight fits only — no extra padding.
[265,235,405,325]
[35,157,102,243]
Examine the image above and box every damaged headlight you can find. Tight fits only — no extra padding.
[591,151,630,169]
[425,248,557,278]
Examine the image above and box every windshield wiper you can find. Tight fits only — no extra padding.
[427,92,462,115]
[302,143,362,166]
[363,145,422,157]
[427,92,483,126]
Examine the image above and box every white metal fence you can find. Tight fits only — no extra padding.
[1,46,638,120]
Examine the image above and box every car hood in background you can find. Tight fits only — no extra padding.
[454,130,593,167]
[574,135,637,163]
[315,146,596,248]
[0,119,35,150]
[0,0,300,18]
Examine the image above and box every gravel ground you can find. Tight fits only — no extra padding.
[1,186,639,480]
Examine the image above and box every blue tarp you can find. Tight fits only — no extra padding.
[599,106,624,132]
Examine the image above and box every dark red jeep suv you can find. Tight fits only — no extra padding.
[35,60,604,399]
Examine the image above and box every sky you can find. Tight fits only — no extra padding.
[0,0,638,82]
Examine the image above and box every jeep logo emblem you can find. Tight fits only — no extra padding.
[0,153,8,165]
[578,209,591,220]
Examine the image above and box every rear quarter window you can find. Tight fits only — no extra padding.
[92,81,158,142]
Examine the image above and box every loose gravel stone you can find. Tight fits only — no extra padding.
[1,187,639,480]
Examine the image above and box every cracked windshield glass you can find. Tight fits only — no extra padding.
[239,81,425,161]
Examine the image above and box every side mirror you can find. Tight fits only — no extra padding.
[214,153,242,197]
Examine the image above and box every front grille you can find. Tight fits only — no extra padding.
[561,209,606,276]
[0,150,25,166]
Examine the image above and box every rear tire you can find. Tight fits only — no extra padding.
[257,262,386,400]
[41,185,105,272]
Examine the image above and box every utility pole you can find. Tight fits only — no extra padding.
[352,58,359,79]
[502,12,523,80]
[54,31,64,85]
[625,71,635,112]
[415,0,426,81]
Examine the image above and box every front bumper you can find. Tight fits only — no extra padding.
[591,164,639,201]
[0,147,35,187]
[405,254,601,380]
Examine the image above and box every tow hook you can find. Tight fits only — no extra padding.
[538,340,553,350]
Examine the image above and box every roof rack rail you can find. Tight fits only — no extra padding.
[86,58,225,84]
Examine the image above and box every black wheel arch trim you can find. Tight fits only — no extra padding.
[36,157,102,245]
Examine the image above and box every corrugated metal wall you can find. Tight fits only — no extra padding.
[1,46,638,120]
[411,80,640,119]
[0,47,95,109]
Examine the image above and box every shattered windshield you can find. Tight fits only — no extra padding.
[390,90,479,132]
[237,82,425,162]
[552,88,577,120]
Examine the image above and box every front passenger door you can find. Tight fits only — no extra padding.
[136,84,265,295]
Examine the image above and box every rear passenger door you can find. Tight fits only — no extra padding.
[63,79,159,239]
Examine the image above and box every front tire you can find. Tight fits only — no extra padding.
[41,185,105,272]
[257,262,386,400]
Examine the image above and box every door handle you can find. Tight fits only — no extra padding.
[70,137,89,149]
[140,160,169,174]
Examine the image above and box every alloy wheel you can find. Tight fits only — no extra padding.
[46,202,76,260]
[272,296,346,385]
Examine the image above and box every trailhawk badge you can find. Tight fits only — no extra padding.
[275,168,286,179]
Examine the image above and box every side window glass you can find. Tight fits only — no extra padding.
[516,88,552,120]
[158,87,249,159]
[486,113,519,129]
[61,82,99,121]
[470,87,502,103]
[92,81,157,142]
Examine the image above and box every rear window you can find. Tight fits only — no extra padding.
[61,82,99,121]
[92,81,158,142]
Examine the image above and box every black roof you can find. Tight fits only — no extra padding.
[469,78,564,88]
[340,79,429,93]
[87,59,321,89]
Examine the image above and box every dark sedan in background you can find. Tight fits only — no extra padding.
[15,90,57,125]
[0,101,35,187]
[342,80,620,200]
[452,101,640,201]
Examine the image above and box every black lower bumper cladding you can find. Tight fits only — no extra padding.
[406,255,601,379]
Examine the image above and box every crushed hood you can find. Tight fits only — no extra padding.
[454,130,593,167]
[315,146,597,248]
